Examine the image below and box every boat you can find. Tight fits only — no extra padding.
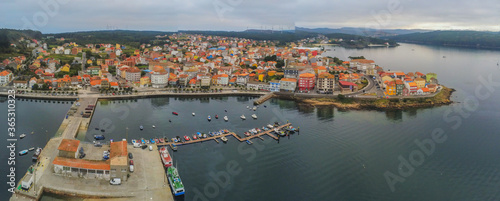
[150,139,155,144]
[264,105,267,108]
[267,124,274,129]
[169,119,172,123]
[101,129,105,132]
[140,125,144,130]
[32,148,42,160]
[141,138,146,144]
[240,115,246,120]
[152,125,156,128]
[197,132,202,138]
[154,138,160,144]
[159,147,173,167]
[19,150,28,156]
[246,140,253,145]
[251,114,257,119]
[223,116,228,121]
[31,131,34,134]
[244,132,251,137]
[224,109,227,112]
[172,112,179,115]
[220,136,228,143]
[167,166,185,196]
[170,144,177,151]
[252,106,257,111]
[28,147,35,151]
[215,115,219,119]
[203,133,207,138]
[246,106,250,109]
[171,138,178,143]
[192,113,195,116]
[94,135,105,140]
[184,136,190,141]
[159,138,165,143]
[193,135,198,140]
[20,133,26,139]
[95,128,99,130]
[207,115,211,121]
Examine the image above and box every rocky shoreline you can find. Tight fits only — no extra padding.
[290,87,455,111]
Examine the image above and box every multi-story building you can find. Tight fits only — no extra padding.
[298,73,316,92]
[280,78,297,92]
[316,72,335,94]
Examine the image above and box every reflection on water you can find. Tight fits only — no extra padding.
[405,108,418,117]
[316,106,335,121]
[297,103,315,114]
[151,97,169,107]
[385,110,403,121]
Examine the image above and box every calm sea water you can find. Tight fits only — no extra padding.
[3,43,500,200]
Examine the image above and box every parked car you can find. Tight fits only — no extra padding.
[129,165,134,172]
[128,152,133,159]
[149,145,153,151]
[110,178,121,185]
[130,160,134,165]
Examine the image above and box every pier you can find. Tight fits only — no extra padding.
[253,92,275,105]
[154,123,292,147]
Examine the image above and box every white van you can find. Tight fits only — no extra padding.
[129,165,134,172]
[110,178,121,185]
[133,143,141,148]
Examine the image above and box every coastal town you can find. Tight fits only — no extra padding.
[0,33,441,99]
[1,33,447,201]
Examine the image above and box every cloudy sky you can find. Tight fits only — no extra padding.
[1,0,499,33]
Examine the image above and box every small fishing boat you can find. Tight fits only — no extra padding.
[19,150,29,156]
[246,106,250,109]
[193,135,198,140]
[160,147,173,167]
[203,133,207,138]
[101,129,105,132]
[29,147,35,151]
[264,105,267,108]
[197,132,202,138]
[171,138,178,143]
[215,115,219,119]
[184,136,190,141]
[225,109,227,112]
[172,112,179,115]
[169,119,172,123]
[150,139,155,144]
[221,136,228,143]
[253,106,257,111]
[159,138,165,143]
[207,115,211,121]
[141,138,146,144]
[139,125,144,130]
[95,128,99,130]
[154,138,160,144]
[32,148,42,160]
[152,125,156,128]
[94,135,105,140]
[251,114,257,119]
[20,133,26,139]
[192,113,195,116]
[267,124,274,129]
[240,115,246,120]
[224,116,228,121]
[170,144,177,151]
[246,140,253,145]
[132,139,137,144]
[244,132,251,137]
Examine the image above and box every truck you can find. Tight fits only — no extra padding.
[21,174,34,190]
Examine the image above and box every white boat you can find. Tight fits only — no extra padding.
[246,106,250,109]
[20,133,26,139]
[152,125,156,128]
[221,136,228,143]
[240,115,246,120]
[192,113,195,116]
[267,124,274,129]
[251,114,257,119]
[252,106,257,111]
[28,147,35,151]
[208,115,211,121]
[223,116,228,121]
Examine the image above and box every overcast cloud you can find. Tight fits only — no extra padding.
[0,0,499,33]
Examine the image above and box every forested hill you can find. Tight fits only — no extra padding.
[0,29,42,53]
[45,30,172,47]
[386,30,500,49]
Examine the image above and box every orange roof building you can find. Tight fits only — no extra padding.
[53,157,110,171]
[57,139,80,158]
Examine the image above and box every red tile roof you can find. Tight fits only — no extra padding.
[109,141,127,159]
[53,156,110,170]
[58,139,80,152]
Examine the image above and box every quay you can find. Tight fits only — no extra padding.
[253,92,275,105]
[10,96,174,201]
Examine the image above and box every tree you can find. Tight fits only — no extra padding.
[32,84,39,90]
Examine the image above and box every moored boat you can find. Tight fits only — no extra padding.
[192,112,195,116]
[172,112,179,115]
[94,135,105,140]
[140,125,144,130]
[154,138,159,144]
[246,140,253,145]
[184,136,190,141]
[240,115,246,120]
[252,106,257,111]
[251,114,257,119]
[32,147,42,160]
[215,115,219,119]
[159,147,172,167]
[159,138,165,143]
[223,116,228,121]
[193,135,198,140]
[20,133,26,139]
[152,125,156,128]
[207,115,211,121]
[170,143,177,151]
[28,147,35,151]
[167,166,185,196]
[19,150,28,156]
[221,136,228,143]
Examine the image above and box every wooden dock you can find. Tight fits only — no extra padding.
[253,92,275,105]
[154,123,292,147]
